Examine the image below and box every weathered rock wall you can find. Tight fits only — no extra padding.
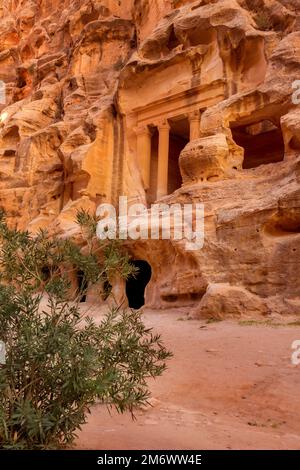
[0,0,300,317]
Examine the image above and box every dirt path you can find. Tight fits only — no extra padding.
[76,308,300,450]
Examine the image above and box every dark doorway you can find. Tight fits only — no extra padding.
[77,270,88,302]
[168,117,189,194]
[148,127,159,205]
[126,260,152,309]
[231,120,284,169]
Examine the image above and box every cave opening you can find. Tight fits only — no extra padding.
[167,25,180,52]
[126,260,152,309]
[77,270,88,303]
[231,120,284,169]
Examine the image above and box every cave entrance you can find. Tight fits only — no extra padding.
[231,120,284,169]
[126,260,152,309]
[77,270,88,302]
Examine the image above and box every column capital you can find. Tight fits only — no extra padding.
[134,125,152,137]
[157,119,170,131]
[188,110,200,122]
[189,110,201,141]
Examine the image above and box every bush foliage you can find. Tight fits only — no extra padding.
[0,210,171,449]
[254,11,273,31]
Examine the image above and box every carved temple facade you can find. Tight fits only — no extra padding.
[130,80,225,204]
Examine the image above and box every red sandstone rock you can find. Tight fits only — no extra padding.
[0,0,299,316]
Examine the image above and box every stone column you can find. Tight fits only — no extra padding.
[157,120,170,199]
[189,110,201,141]
[136,125,152,190]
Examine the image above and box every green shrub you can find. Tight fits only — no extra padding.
[254,11,273,31]
[0,211,171,449]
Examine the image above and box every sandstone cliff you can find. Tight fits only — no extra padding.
[0,0,300,317]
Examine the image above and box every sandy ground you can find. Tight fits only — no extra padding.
[75,308,300,450]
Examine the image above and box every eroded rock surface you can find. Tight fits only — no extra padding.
[0,0,299,317]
